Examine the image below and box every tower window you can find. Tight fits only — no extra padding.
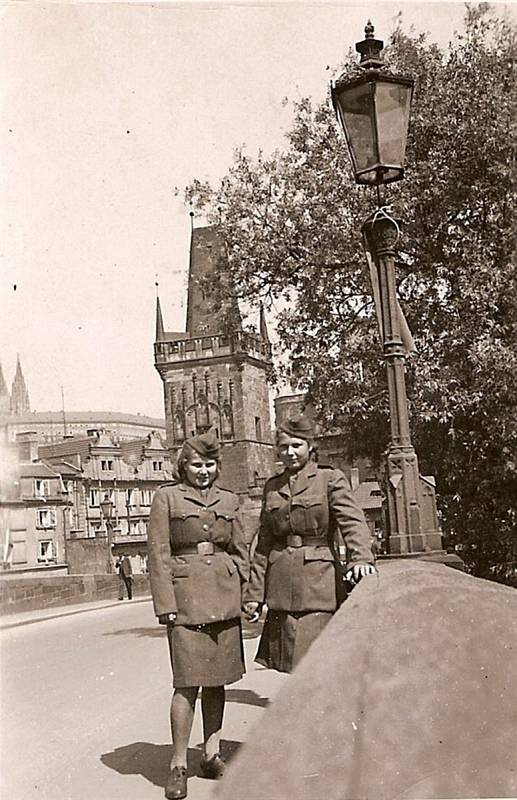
[101,460,113,471]
[255,417,262,440]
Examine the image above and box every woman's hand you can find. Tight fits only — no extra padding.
[242,602,263,623]
[158,612,177,625]
[344,563,377,585]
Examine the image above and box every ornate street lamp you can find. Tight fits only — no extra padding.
[100,494,115,573]
[331,21,413,187]
[331,23,444,558]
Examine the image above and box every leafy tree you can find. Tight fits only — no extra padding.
[185,5,517,583]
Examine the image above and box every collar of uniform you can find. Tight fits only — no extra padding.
[288,460,318,496]
[177,482,222,507]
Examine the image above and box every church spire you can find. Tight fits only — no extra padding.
[0,361,10,413]
[10,354,30,415]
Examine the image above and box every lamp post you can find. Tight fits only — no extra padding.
[100,493,115,574]
[331,22,443,557]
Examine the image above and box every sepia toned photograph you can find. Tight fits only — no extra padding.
[1,1,516,799]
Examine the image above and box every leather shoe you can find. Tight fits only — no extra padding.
[200,753,225,779]
[165,766,187,799]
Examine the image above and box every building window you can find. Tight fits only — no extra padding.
[34,479,49,498]
[140,489,153,506]
[36,509,56,529]
[88,522,102,538]
[89,489,100,507]
[38,540,55,562]
[100,460,114,471]
[255,416,262,440]
[152,461,163,471]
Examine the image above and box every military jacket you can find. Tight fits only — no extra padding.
[244,461,374,613]
[147,482,249,626]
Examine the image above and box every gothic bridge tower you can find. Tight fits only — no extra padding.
[154,225,274,496]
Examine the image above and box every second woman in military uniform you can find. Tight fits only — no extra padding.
[147,430,249,800]
[243,413,376,673]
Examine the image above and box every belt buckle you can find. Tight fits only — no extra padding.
[197,541,214,556]
[286,535,303,548]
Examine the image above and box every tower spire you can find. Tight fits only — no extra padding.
[185,226,241,337]
[259,303,271,344]
[155,283,165,341]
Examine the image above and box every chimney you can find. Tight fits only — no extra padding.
[15,431,39,462]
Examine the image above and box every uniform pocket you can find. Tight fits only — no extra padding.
[171,561,190,578]
[291,496,326,532]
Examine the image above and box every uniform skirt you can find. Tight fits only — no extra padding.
[167,618,245,688]
[255,610,333,674]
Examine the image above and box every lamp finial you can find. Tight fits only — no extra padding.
[356,20,384,68]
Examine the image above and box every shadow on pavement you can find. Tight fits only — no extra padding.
[225,688,270,708]
[102,626,167,638]
[100,739,242,785]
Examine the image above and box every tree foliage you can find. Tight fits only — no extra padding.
[185,6,517,583]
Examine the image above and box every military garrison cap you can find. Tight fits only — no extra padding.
[185,428,220,458]
[278,413,314,440]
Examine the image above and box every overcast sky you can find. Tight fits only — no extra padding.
[1,0,514,419]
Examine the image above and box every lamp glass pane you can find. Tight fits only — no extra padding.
[374,81,412,167]
[336,82,377,173]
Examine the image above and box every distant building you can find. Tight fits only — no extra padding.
[40,429,173,574]
[0,433,69,575]
[0,410,166,444]
[0,428,173,576]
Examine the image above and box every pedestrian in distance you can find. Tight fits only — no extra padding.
[243,413,377,673]
[116,553,133,600]
[147,429,249,800]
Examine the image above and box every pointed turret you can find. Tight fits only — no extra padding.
[0,361,10,413]
[259,303,271,344]
[10,354,30,415]
[156,294,165,342]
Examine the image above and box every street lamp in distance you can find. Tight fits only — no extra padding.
[330,22,448,560]
[100,494,115,574]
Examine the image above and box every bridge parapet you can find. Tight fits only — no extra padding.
[219,561,517,800]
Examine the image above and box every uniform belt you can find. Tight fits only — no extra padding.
[171,541,226,556]
[285,535,327,548]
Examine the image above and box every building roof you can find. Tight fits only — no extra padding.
[0,411,166,427]
[354,480,383,509]
[18,462,59,478]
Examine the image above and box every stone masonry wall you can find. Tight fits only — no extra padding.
[0,573,150,617]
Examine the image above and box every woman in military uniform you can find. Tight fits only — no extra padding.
[147,430,249,800]
[243,414,376,673]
